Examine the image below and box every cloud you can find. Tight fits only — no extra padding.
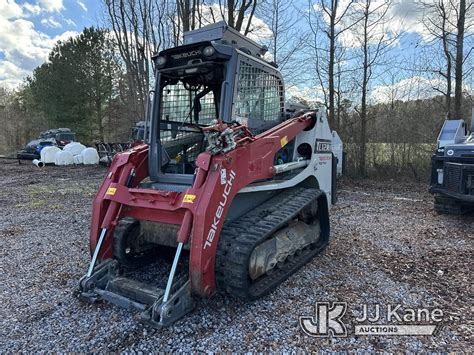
[77,0,87,12]
[0,0,77,89]
[38,0,64,12]
[186,4,273,42]
[22,3,43,16]
[64,18,76,26]
[314,0,473,48]
[324,0,403,48]
[286,85,325,106]
[0,60,29,80]
[0,60,30,89]
[41,16,62,28]
[50,31,78,44]
[370,75,473,103]
[0,0,23,19]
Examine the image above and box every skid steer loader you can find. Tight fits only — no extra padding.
[79,22,337,327]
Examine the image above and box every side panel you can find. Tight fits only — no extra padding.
[240,111,334,209]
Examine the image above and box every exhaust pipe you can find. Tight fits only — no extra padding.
[32,159,44,168]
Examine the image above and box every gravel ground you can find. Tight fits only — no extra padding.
[0,159,472,352]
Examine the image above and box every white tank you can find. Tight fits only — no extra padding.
[63,142,86,156]
[81,147,100,165]
[40,146,61,164]
[74,154,84,165]
[54,150,74,166]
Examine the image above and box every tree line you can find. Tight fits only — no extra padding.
[0,0,472,179]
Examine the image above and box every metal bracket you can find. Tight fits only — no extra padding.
[140,280,195,328]
[79,259,119,302]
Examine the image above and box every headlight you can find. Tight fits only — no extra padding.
[203,46,215,57]
[155,56,167,66]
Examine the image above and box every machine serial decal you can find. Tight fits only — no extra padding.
[281,135,288,147]
[203,170,237,249]
[106,187,117,195]
[183,194,197,203]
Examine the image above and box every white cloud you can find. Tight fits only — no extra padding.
[0,18,51,68]
[329,1,402,48]
[64,18,76,26]
[50,31,78,44]
[41,16,62,28]
[77,0,87,12]
[370,75,474,103]
[0,0,77,88]
[0,61,30,89]
[38,0,64,12]
[0,60,29,79]
[286,85,325,106]
[314,0,473,48]
[187,4,273,43]
[0,0,23,19]
[371,76,437,102]
[22,3,43,16]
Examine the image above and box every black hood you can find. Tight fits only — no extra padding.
[444,141,474,158]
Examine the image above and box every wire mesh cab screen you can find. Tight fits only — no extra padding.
[159,78,218,174]
[233,59,284,134]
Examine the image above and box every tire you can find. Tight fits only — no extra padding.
[113,218,156,268]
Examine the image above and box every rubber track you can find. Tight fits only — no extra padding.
[215,187,328,300]
[113,218,161,268]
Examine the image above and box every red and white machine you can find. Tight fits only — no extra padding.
[79,22,337,327]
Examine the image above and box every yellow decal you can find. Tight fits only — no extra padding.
[106,187,117,196]
[280,135,288,147]
[183,194,196,203]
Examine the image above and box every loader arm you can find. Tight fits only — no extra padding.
[89,112,316,297]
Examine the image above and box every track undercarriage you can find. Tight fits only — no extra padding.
[80,185,329,326]
[78,22,336,328]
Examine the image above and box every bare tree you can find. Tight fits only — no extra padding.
[258,0,304,85]
[454,0,469,118]
[307,0,362,130]
[352,0,397,176]
[422,0,455,115]
[421,0,473,118]
[223,0,258,34]
[105,0,176,119]
[105,0,261,121]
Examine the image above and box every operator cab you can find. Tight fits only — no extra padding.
[147,22,285,190]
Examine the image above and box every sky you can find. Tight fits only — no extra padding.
[0,0,473,103]
[0,0,102,88]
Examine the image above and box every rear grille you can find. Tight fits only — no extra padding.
[444,163,462,193]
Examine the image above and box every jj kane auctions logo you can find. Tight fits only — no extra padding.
[300,302,444,337]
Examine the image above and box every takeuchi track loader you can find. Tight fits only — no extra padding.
[79,22,337,327]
